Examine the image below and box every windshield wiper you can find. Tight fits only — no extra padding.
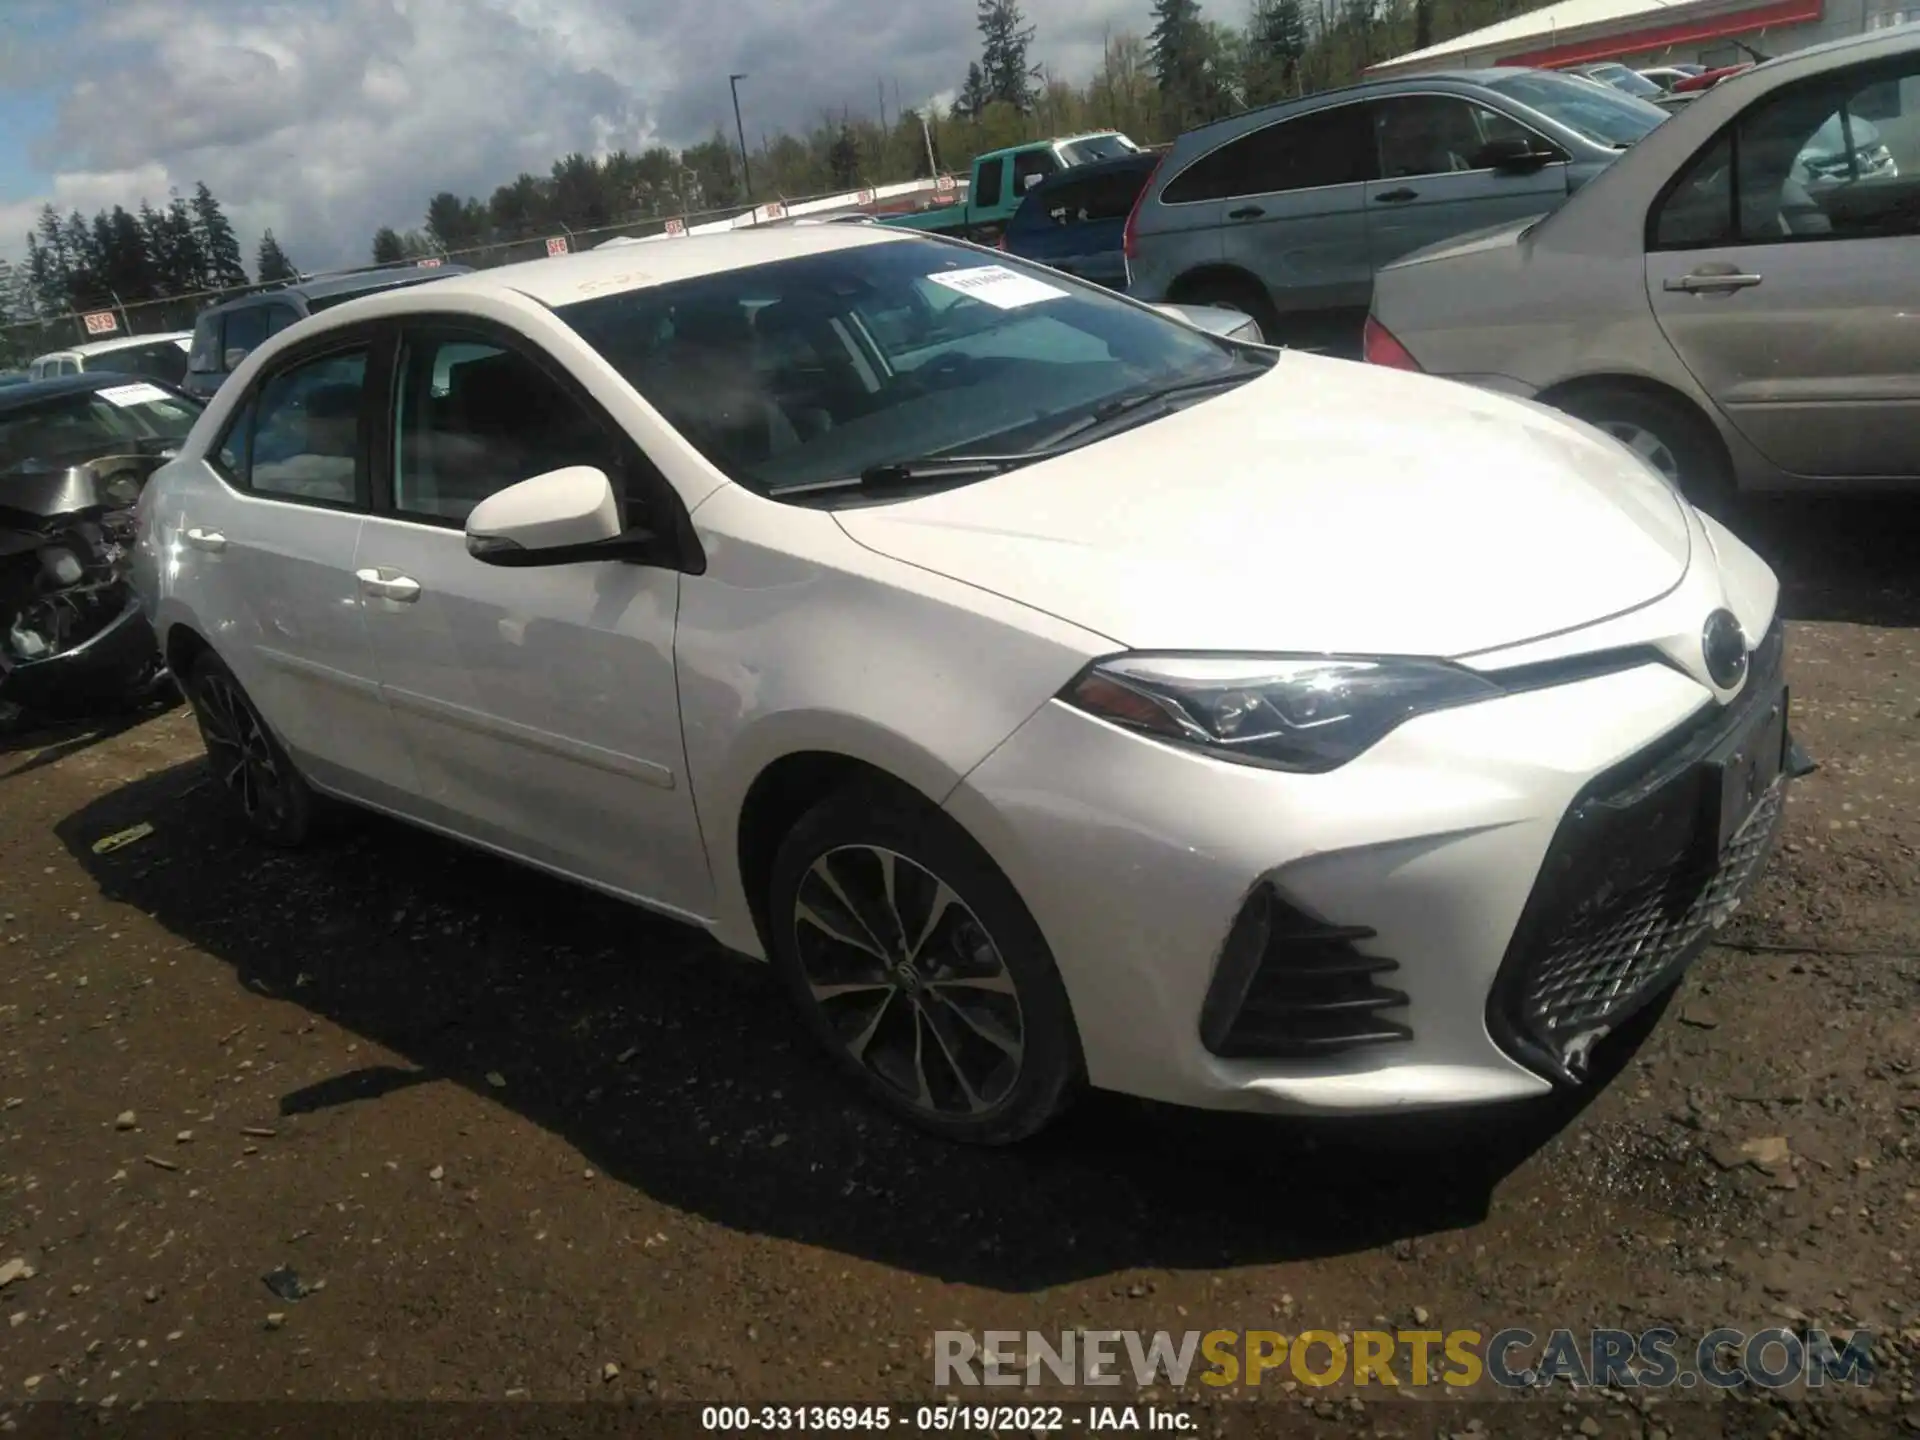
[1028,368,1260,451]
[769,452,1051,497]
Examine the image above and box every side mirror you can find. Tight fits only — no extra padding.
[1475,136,1556,173]
[1022,172,1045,191]
[466,465,652,567]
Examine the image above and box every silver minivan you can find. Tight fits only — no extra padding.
[1123,70,1671,354]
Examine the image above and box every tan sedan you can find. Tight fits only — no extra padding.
[1364,25,1920,512]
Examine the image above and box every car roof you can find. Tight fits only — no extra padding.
[202,264,477,316]
[30,331,192,363]
[343,224,908,311]
[1030,152,1158,190]
[0,371,198,417]
[1172,66,1554,139]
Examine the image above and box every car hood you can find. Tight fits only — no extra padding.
[832,354,1692,657]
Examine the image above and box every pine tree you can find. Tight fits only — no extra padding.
[165,191,208,294]
[190,182,249,290]
[1247,0,1308,103]
[371,227,406,264]
[828,124,862,188]
[955,61,991,120]
[257,229,298,283]
[1149,0,1227,131]
[977,0,1039,112]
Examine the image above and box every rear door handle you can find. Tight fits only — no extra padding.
[184,527,227,553]
[1664,271,1763,293]
[1374,188,1419,204]
[1227,205,1266,220]
[355,568,422,603]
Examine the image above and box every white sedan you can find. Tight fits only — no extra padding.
[132,226,1803,1143]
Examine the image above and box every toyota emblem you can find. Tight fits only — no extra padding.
[1701,608,1748,690]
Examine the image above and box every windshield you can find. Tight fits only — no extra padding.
[0,383,201,477]
[1058,133,1140,166]
[554,237,1266,496]
[1488,70,1669,147]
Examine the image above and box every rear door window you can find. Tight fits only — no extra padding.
[973,160,1004,210]
[1165,105,1376,202]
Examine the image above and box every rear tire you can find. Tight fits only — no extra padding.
[766,783,1082,1144]
[1552,386,1735,515]
[183,651,319,848]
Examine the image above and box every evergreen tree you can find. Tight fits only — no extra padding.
[828,124,862,188]
[257,229,298,283]
[1149,0,1228,131]
[977,0,1039,112]
[165,191,208,293]
[1246,0,1308,103]
[190,182,249,289]
[371,227,407,264]
[955,61,992,120]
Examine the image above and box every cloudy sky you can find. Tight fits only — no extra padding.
[0,0,1159,273]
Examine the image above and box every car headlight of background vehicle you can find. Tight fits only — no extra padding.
[1061,654,1501,772]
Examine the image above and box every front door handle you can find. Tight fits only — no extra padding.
[1664,270,1763,293]
[1374,187,1419,204]
[1227,205,1266,220]
[184,527,227,553]
[355,568,422,603]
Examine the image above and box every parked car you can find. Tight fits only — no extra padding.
[28,332,193,386]
[1364,26,1920,510]
[0,372,30,388]
[1001,152,1160,291]
[0,373,196,722]
[133,227,1801,1142]
[1639,64,1708,92]
[881,132,1144,245]
[1672,62,1755,94]
[1123,69,1670,355]
[184,265,473,398]
[1566,61,1667,99]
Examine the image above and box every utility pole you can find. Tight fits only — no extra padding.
[729,73,754,216]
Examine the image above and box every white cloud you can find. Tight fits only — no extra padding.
[2,0,1151,272]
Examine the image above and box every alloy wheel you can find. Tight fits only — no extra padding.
[791,844,1025,1118]
[1596,420,1682,485]
[193,672,291,829]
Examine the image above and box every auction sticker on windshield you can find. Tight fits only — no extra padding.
[928,265,1069,310]
[95,382,174,408]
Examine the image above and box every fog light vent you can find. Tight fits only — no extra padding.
[1199,885,1411,1059]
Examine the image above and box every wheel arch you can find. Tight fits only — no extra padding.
[1534,371,1734,474]
[1165,264,1272,308]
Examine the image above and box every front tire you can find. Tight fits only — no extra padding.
[767,784,1082,1144]
[184,651,318,848]
[1553,386,1734,514]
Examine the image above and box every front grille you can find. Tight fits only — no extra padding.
[1488,618,1792,1083]
[1199,887,1412,1060]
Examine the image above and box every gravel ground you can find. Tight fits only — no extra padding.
[0,497,1915,1438]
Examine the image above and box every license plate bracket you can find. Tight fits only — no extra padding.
[1704,683,1789,854]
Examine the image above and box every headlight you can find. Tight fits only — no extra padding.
[1060,654,1500,772]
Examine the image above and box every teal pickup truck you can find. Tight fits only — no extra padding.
[882,132,1144,246]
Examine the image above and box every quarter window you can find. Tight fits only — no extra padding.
[1163,105,1376,203]
[392,334,621,525]
[247,349,368,505]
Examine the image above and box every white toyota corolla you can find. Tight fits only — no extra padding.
[132,227,1805,1143]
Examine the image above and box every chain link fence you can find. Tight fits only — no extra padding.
[1,184,893,367]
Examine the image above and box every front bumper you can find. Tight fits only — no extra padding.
[944,629,1799,1116]
[0,596,163,714]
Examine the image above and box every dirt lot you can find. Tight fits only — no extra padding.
[0,498,1916,1437]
